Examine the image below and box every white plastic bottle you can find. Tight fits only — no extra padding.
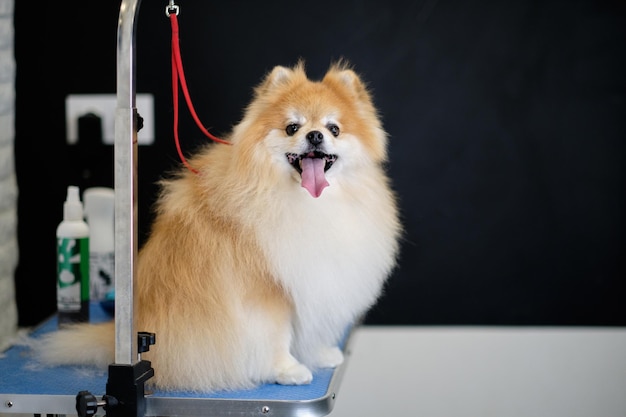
[56,185,90,326]
[83,187,115,302]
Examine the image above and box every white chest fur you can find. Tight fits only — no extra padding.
[253,173,399,363]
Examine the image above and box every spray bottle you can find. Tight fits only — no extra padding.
[56,185,90,326]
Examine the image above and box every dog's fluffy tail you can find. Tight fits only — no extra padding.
[32,322,115,368]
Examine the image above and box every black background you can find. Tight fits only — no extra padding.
[14,1,625,327]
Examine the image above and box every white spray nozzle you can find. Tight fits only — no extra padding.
[67,186,80,202]
[63,185,84,221]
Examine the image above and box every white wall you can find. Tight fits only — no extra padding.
[0,0,17,352]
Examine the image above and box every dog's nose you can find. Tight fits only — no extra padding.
[306,130,324,146]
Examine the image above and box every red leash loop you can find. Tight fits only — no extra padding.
[170,10,229,174]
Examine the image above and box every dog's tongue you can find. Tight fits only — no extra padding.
[301,157,329,198]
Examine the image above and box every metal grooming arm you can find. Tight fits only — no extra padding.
[114,0,142,368]
[75,1,156,416]
[100,1,156,416]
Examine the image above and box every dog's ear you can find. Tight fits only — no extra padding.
[265,66,293,87]
[256,62,307,96]
[323,62,372,105]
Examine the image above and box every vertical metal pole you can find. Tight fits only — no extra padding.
[115,0,142,365]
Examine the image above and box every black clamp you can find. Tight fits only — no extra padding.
[136,112,144,132]
[76,332,156,417]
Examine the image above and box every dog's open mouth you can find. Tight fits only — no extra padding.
[286,151,337,174]
[286,151,337,198]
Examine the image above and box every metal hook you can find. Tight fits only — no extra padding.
[165,0,179,17]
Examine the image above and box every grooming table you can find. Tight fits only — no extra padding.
[0,1,353,415]
[0,303,355,416]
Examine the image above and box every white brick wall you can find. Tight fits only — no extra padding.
[0,0,17,352]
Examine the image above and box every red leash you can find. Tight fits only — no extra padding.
[168,4,229,174]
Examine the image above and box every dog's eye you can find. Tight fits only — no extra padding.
[285,123,300,136]
[327,124,340,137]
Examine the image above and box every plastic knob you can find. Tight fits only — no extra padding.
[76,390,98,417]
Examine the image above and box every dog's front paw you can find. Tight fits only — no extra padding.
[314,346,344,368]
[276,362,313,385]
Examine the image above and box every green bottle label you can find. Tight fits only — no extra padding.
[57,237,90,312]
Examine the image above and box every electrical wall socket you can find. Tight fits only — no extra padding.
[65,94,155,145]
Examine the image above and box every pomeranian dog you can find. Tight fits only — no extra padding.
[35,61,401,392]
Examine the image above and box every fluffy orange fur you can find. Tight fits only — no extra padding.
[35,61,401,392]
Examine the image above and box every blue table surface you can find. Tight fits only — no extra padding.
[0,303,341,401]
